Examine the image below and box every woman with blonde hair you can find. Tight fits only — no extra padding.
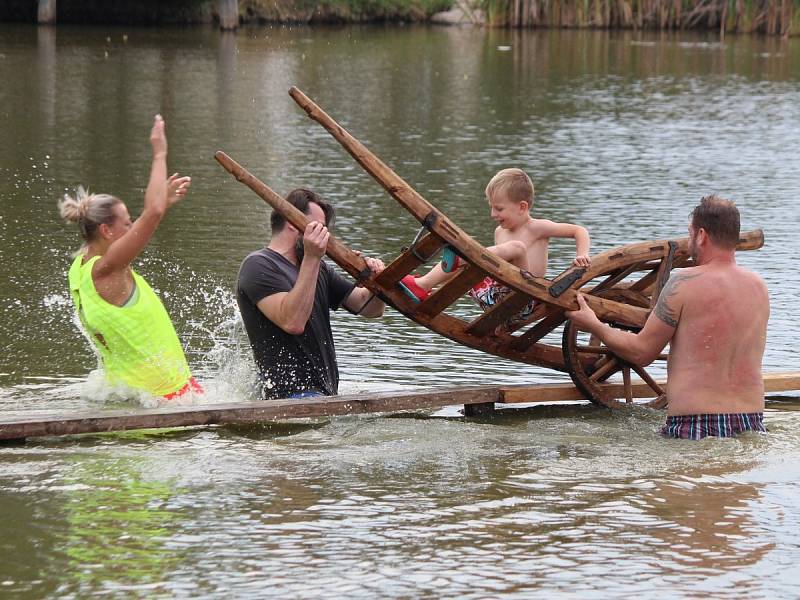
[59,115,202,400]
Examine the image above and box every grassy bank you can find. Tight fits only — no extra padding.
[483,0,800,36]
[0,0,451,24]
[240,0,451,22]
[2,0,797,33]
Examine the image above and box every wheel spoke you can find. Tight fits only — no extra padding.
[632,364,665,396]
[589,356,619,382]
[564,283,673,409]
[650,394,668,409]
[622,366,632,403]
[576,346,613,354]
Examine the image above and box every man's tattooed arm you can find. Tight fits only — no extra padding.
[654,272,701,327]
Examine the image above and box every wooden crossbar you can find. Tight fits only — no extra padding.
[417,266,486,318]
[466,292,535,337]
[375,232,445,288]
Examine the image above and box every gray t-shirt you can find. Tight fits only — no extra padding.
[236,248,355,399]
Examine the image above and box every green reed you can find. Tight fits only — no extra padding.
[483,0,798,35]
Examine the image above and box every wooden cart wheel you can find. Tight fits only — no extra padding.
[562,288,668,409]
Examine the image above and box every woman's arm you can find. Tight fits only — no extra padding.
[94,115,171,277]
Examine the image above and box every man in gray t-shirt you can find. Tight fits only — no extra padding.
[236,188,385,400]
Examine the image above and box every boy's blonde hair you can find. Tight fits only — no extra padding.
[485,168,534,207]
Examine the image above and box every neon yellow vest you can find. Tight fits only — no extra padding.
[68,254,192,396]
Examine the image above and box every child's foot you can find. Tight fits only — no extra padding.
[398,275,430,303]
[441,246,463,273]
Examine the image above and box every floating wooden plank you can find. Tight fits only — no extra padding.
[1,373,797,441]
[0,386,497,441]
[500,379,657,403]
[499,371,800,403]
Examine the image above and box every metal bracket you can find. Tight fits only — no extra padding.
[409,211,440,262]
[421,211,438,230]
[548,268,586,298]
[666,240,678,262]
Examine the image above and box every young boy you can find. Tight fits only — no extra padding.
[399,168,591,328]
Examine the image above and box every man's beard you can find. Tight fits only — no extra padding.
[294,238,305,265]
[688,235,698,262]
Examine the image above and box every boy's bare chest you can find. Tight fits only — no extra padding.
[496,227,548,250]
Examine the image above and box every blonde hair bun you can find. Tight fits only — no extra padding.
[58,185,91,223]
[57,186,121,241]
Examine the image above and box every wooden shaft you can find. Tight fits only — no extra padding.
[290,87,437,227]
[215,151,371,280]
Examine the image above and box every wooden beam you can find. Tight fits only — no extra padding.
[1,373,797,441]
[375,232,445,288]
[38,0,56,24]
[499,371,800,403]
[0,386,498,441]
[500,380,657,403]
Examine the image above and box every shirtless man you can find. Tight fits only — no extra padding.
[566,195,770,439]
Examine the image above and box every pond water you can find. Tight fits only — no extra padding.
[0,23,798,597]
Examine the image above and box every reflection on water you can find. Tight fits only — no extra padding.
[1,23,799,597]
[57,458,184,589]
[2,407,799,596]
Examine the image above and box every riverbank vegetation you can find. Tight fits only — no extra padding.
[0,0,451,24]
[1,0,797,34]
[484,0,799,36]
[240,0,451,22]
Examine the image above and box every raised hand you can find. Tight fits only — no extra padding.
[167,173,191,207]
[302,221,330,260]
[149,114,167,158]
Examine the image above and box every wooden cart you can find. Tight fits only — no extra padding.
[215,88,764,410]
